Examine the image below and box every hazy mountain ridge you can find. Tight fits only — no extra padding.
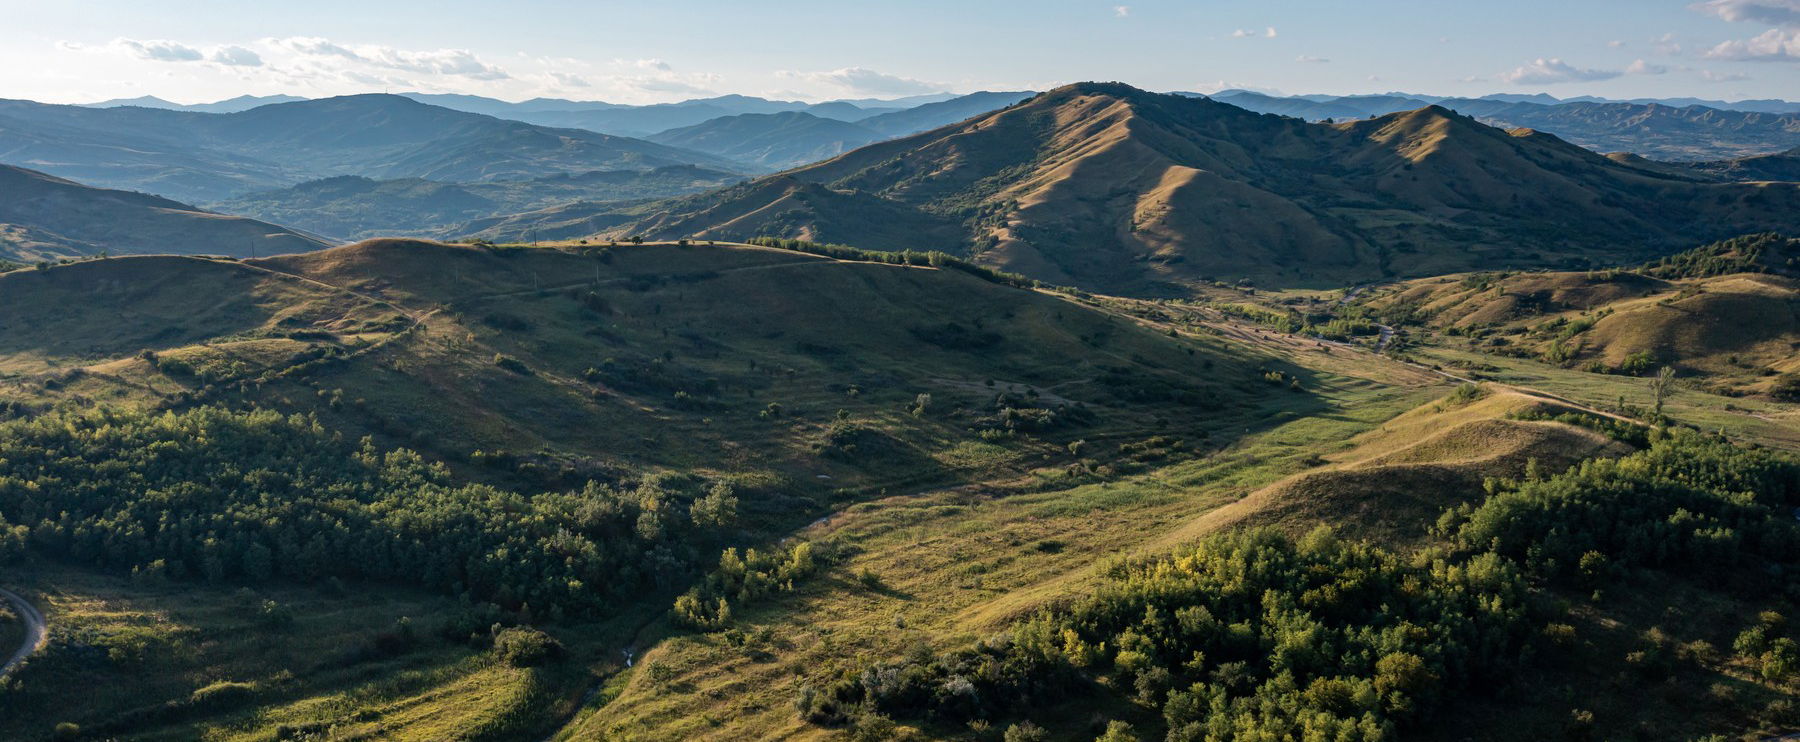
[1205,90,1800,160]
[647,111,887,170]
[0,94,743,202]
[215,165,743,240]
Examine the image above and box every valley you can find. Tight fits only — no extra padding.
[3,9,1800,736]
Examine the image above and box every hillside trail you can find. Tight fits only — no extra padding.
[0,585,47,679]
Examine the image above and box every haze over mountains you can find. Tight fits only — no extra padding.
[0,93,745,202]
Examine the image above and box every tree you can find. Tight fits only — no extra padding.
[1650,366,1677,420]
[1095,721,1139,742]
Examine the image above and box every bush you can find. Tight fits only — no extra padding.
[492,627,563,667]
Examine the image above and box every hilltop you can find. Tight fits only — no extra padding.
[0,164,329,262]
[561,83,1800,293]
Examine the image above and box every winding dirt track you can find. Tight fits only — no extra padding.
[0,585,46,678]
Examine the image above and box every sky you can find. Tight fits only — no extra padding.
[5,0,1798,105]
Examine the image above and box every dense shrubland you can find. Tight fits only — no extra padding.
[0,406,744,619]
[799,429,1800,738]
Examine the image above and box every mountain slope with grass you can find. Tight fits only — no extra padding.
[0,164,330,262]
[592,83,1800,293]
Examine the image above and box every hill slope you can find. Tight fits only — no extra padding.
[647,111,885,170]
[0,164,330,261]
[0,239,1273,490]
[594,83,1800,293]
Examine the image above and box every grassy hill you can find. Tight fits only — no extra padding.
[214,166,742,241]
[584,83,1800,293]
[0,238,1273,495]
[1358,234,1800,398]
[0,164,330,262]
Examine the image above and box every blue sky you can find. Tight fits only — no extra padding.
[7,0,1796,103]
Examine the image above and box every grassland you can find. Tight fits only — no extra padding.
[5,236,1797,740]
[554,371,1448,741]
[0,562,615,741]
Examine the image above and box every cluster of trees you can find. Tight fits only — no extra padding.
[801,527,1534,739]
[0,406,744,619]
[1211,303,1378,342]
[1439,429,1800,585]
[1639,233,1798,279]
[804,427,1800,737]
[672,540,834,630]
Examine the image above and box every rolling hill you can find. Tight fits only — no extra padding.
[0,164,329,262]
[647,111,886,170]
[578,82,1800,293]
[1358,234,1800,397]
[214,165,743,241]
[0,238,1271,489]
[0,94,743,202]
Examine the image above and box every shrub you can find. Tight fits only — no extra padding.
[492,627,563,667]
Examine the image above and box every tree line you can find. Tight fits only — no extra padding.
[0,406,744,620]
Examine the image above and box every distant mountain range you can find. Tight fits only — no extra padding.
[0,94,744,202]
[647,111,887,170]
[1201,90,1800,160]
[215,165,743,240]
[523,83,1800,292]
[0,164,328,262]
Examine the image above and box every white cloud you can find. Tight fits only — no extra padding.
[1625,58,1668,74]
[209,45,263,67]
[1113,5,1130,17]
[547,71,591,88]
[1608,40,1626,48]
[117,38,204,63]
[1690,0,1800,26]
[1652,33,1684,56]
[1266,27,1278,38]
[271,36,509,80]
[1230,28,1253,38]
[1703,27,1800,60]
[777,66,941,96]
[1295,55,1329,63]
[1499,58,1622,84]
[1701,68,1753,80]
